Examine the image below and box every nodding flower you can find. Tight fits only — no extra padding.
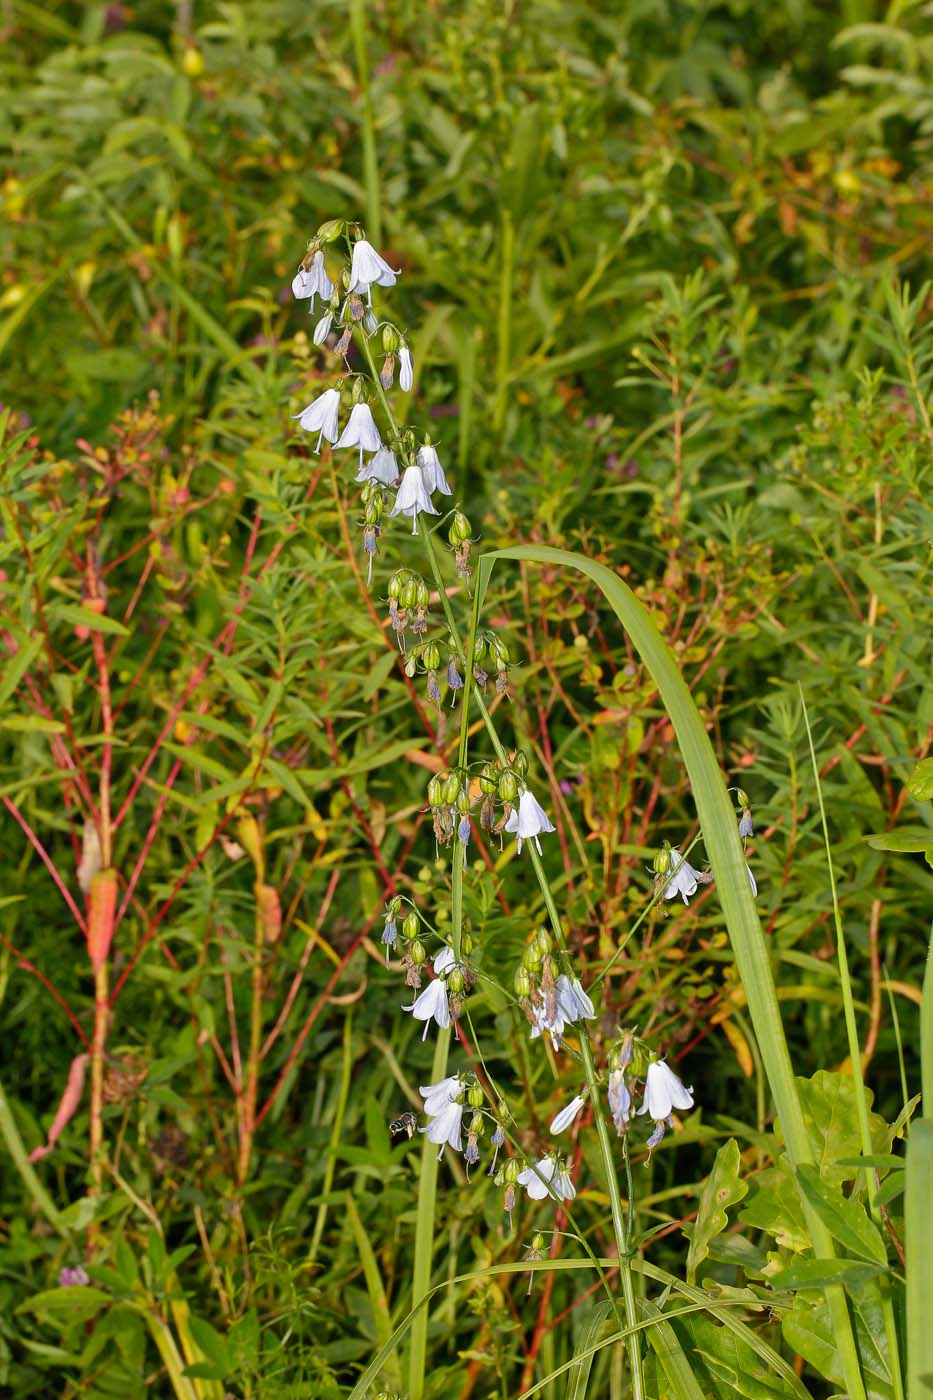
[292,250,334,304]
[293,387,341,452]
[347,238,400,302]
[390,464,440,533]
[504,788,555,855]
[517,1154,576,1202]
[335,402,382,469]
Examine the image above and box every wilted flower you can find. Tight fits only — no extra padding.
[399,345,413,391]
[517,1154,576,1202]
[738,809,754,839]
[348,238,400,301]
[357,445,399,485]
[504,788,555,855]
[292,251,334,303]
[607,1069,632,1135]
[637,1060,694,1122]
[417,443,453,495]
[313,310,334,345]
[529,974,594,1051]
[390,464,440,533]
[381,916,398,965]
[488,1122,506,1175]
[293,387,341,451]
[335,402,382,468]
[447,657,464,701]
[549,1093,586,1135]
[662,848,703,904]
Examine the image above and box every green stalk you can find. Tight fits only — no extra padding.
[349,0,382,245]
[922,928,933,1118]
[408,1028,450,1400]
[492,209,514,433]
[475,544,868,1400]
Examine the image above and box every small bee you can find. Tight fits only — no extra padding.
[389,1111,418,1141]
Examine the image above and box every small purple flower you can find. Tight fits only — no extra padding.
[59,1266,90,1287]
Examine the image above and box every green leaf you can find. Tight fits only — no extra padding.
[795,1165,887,1264]
[865,828,933,854]
[52,604,130,636]
[739,1163,810,1253]
[793,1071,886,1186]
[687,1138,749,1284]
[908,759,933,803]
[185,1315,230,1375]
[677,1313,806,1400]
[771,1258,885,1291]
[17,1286,112,1325]
[0,714,66,734]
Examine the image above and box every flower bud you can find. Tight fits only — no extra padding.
[512,751,527,777]
[531,1231,545,1252]
[490,637,510,666]
[423,642,441,672]
[316,218,345,242]
[386,895,402,918]
[479,763,499,796]
[456,788,472,814]
[388,570,406,601]
[401,578,419,609]
[497,770,518,803]
[447,966,465,994]
[514,967,532,997]
[468,1084,484,1110]
[364,497,383,525]
[427,775,444,807]
[461,933,474,956]
[448,510,472,545]
[736,788,750,809]
[473,636,487,662]
[521,944,541,972]
[404,654,418,678]
[415,577,430,607]
[469,1110,484,1135]
[402,910,419,940]
[652,845,671,875]
[382,325,399,352]
[532,927,552,957]
[410,938,425,965]
[504,1157,520,1184]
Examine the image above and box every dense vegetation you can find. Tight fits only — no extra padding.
[1,2,931,1398]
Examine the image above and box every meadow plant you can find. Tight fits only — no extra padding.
[282,218,924,1400]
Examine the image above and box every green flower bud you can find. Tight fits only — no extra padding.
[504,1157,520,1183]
[479,764,499,795]
[461,933,474,956]
[401,578,419,609]
[316,218,345,242]
[448,510,472,545]
[402,910,419,940]
[382,324,399,352]
[473,635,487,662]
[404,654,418,678]
[427,775,444,807]
[468,1084,484,1110]
[531,1231,545,1252]
[364,496,383,525]
[513,751,527,777]
[456,788,472,814]
[423,641,441,671]
[490,637,510,665]
[443,771,462,805]
[386,895,402,918]
[469,1110,484,1135]
[514,967,532,997]
[652,844,671,875]
[447,966,465,994]
[736,788,750,809]
[415,577,430,607]
[533,927,552,957]
[521,944,541,972]
[498,770,518,802]
[388,570,406,601]
[410,938,426,965]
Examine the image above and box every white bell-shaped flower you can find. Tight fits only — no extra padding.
[417,443,453,496]
[390,464,440,534]
[556,975,595,1023]
[419,1074,463,1116]
[293,387,341,452]
[504,788,555,855]
[517,1154,576,1202]
[357,445,399,485]
[402,979,450,1040]
[292,251,334,303]
[637,1060,694,1122]
[348,239,400,301]
[433,945,456,975]
[549,1093,586,1135]
[662,848,702,904]
[312,311,334,346]
[421,1096,464,1159]
[399,346,413,392]
[335,402,382,469]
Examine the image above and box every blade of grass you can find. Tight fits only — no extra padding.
[346,1190,402,1390]
[906,1119,933,1399]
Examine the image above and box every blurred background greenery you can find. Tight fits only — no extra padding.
[1,1,931,1396]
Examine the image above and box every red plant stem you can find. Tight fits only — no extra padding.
[2,796,88,935]
[260,867,341,1060]
[0,932,89,1045]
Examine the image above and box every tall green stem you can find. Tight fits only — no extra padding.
[348,0,381,245]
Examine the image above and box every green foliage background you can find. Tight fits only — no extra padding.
[0,1,931,1396]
